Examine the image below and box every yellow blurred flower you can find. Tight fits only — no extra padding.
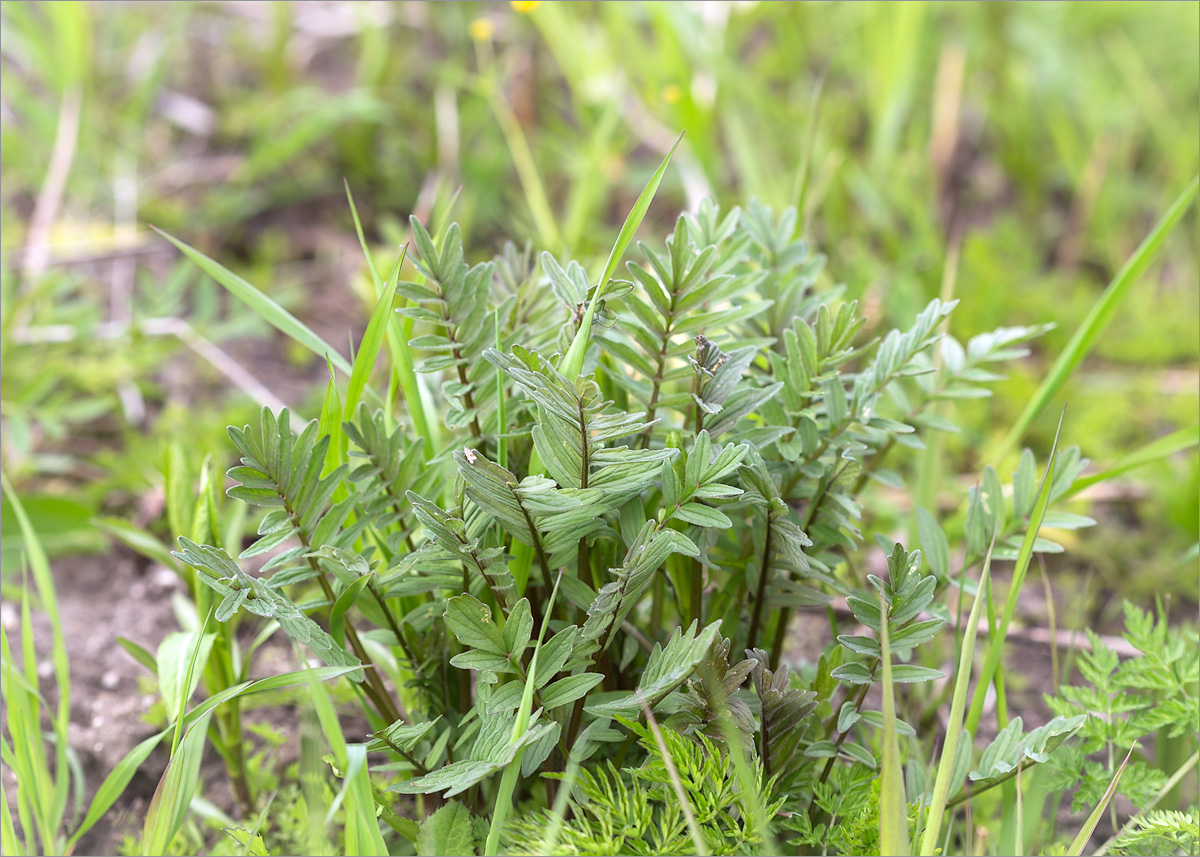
[510,1,541,12]
[469,16,495,42]
[662,84,682,105]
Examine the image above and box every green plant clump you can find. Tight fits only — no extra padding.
[146,187,1198,857]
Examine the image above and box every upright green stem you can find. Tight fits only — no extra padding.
[746,512,774,651]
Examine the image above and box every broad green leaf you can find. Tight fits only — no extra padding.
[443,594,507,656]
[539,673,605,709]
[673,502,733,529]
[417,801,476,857]
[156,631,216,724]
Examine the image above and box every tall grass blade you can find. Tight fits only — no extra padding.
[1068,424,1199,495]
[154,227,355,377]
[919,529,997,855]
[66,732,168,852]
[485,85,562,250]
[1,476,70,854]
[306,662,387,854]
[344,183,437,450]
[879,591,910,856]
[345,248,404,419]
[1067,745,1135,856]
[1094,750,1199,856]
[966,413,1063,735]
[142,710,214,856]
[997,176,1198,458]
[484,574,565,857]
[1,770,19,857]
[560,133,683,380]
[642,703,710,857]
[344,744,390,857]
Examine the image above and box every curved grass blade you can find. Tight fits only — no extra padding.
[142,711,214,856]
[1,475,71,851]
[997,175,1198,459]
[345,248,404,419]
[919,528,997,855]
[154,227,354,378]
[65,731,167,852]
[1067,745,1135,856]
[344,183,437,451]
[560,133,683,380]
[967,413,1063,735]
[1068,424,1199,496]
[484,573,565,856]
[1094,750,1199,856]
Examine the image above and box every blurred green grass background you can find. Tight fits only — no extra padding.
[1,0,1197,606]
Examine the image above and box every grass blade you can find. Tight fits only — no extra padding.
[919,529,997,855]
[142,710,213,856]
[997,175,1198,458]
[154,227,354,378]
[344,183,437,451]
[1,475,70,853]
[344,743,389,857]
[967,413,1063,735]
[181,666,363,729]
[560,133,683,380]
[879,590,911,857]
[345,247,404,420]
[642,702,710,857]
[65,731,168,851]
[343,178,383,285]
[484,83,562,250]
[484,575,565,856]
[1,768,19,857]
[1068,424,1199,495]
[1067,745,1136,856]
[1094,750,1199,856]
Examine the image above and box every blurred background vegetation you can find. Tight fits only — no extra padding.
[1,0,1197,613]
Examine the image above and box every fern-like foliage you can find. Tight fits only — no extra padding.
[1108,808,1200,857]
[579,521,698,654]
[168,196,1131,852]
[173,538,361,673]
[666,636,757,748]
[747,648,819,785]
[506,721,782,857]
[399,218,496,437]
[485,345,673,496]
[1045,600,1200,812]
[598,205,767,444]
[405,492,515,608]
